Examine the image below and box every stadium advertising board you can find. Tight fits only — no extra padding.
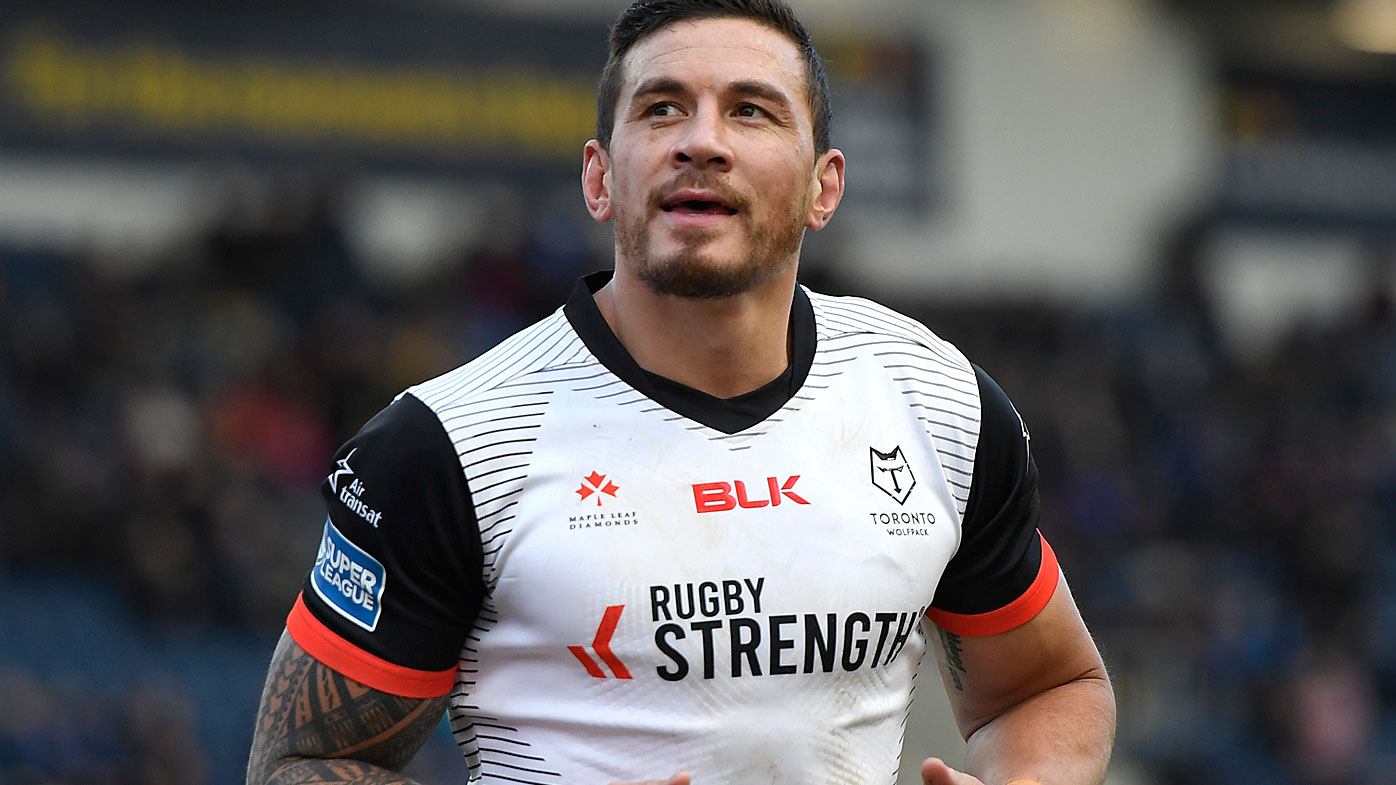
[1,0,931,206]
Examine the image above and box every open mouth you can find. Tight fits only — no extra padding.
[661,195,739,216]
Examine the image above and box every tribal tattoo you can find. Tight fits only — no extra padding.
[246,632,450,785]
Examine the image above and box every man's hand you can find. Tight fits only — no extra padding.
[610,772,691,785]
[921,757,985,785]
[923,758,1044,785]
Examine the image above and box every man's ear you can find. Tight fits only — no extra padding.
[805,148,846,231]
[582,140,613,223]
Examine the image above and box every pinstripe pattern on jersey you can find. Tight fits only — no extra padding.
[412,310,587,581]
[411,310,591,784]
[806,289,983,519]
[412,307,693,783]
[449,594,492,779]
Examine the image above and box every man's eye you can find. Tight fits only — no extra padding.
[650,103,680,117]
[736,104,767,119]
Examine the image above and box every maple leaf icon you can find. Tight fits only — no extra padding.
[576,471,620,506]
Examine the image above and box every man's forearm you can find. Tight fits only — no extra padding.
[961,673,1116,785]
[246,632,449,785]
[258,757,432,785]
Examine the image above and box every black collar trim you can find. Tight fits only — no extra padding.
[563,270,816,434]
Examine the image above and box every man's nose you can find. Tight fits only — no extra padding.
[671,106,732,170]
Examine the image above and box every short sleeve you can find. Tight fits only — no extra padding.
[287,392,484,697]
[926,365,1059,636]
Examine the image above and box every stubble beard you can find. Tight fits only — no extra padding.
[615,195,807,300]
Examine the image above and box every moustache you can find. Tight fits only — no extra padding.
[648,176,750,212]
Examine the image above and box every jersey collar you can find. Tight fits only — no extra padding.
[563,270,816,435]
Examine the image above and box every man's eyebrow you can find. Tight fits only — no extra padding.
[727,80,793,108]
[628,77,793,109]
[630,76,687,104]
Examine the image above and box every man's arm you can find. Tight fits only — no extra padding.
[924,573,1115,785]
[246,630,450,785]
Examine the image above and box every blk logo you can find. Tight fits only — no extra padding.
[568,604,631,679]
[692,475,809,513]
[870,446,916,505]
[576,471,619,506]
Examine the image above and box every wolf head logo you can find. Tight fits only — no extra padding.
[870,445,916,505]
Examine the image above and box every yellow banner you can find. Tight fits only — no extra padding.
[5,25,597,161]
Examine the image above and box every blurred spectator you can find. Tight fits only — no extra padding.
[1282,653,1381,785]
[122,680,208,785]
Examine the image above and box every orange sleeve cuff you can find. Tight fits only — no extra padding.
[926,534,1060,637]
[287,593,457,698]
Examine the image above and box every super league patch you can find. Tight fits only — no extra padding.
[311,519,386,632]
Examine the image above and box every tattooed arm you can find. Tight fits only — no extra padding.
[246,631,450,785]
[923,575,1115,785]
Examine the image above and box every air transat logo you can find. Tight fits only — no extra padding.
[328,448,357,493]
[327,447,382,527]
[569,604,631,679]
[576,471,619,506]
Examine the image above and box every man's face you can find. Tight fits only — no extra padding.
[591,18,827,298]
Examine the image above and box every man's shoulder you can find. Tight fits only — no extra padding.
[405,307,584,414]
[803,287,970,370]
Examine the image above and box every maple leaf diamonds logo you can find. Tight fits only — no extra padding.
[576,471,619,506]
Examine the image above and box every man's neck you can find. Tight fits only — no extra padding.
[594,265,797,399]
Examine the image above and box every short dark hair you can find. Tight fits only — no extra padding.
[595,0,833,154]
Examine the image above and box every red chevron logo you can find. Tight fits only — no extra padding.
[568,604,632,679]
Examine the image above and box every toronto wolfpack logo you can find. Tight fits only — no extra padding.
[869,445,916,505]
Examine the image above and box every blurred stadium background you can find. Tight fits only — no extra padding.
[1,0,1394,783]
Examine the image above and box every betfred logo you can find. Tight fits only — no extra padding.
[693,476,809,513]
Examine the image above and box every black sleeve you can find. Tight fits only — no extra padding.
[299,392,485,673]
[930,364,1044,616]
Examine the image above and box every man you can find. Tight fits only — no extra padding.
[246,1,1116,784]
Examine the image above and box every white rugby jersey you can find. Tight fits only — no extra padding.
[288,272,1059,785]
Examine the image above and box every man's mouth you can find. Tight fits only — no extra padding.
[661,192,739,216]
